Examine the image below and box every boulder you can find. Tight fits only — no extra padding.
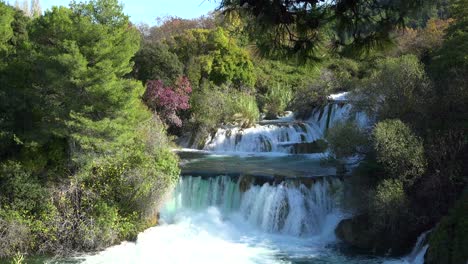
[335,214,417,256]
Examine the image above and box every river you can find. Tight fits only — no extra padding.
[51,100,428,264]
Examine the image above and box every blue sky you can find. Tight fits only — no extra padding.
[8,0,219,25]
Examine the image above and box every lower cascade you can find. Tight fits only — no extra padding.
[162,176,342,236]
[75,176,427,264]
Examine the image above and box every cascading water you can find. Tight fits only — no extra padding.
[77,176,364,264]
[69,94,428,264]
[162,176,342,236]
[203,123,322,153]
[200,101,369,154]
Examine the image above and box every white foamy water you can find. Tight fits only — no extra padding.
[384,230,431,264]
[77,176,349,264]
[76,176,427,264]
[199,102,369,154]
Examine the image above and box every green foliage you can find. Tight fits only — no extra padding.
[426,189,468,264]
[428,0,468,130]
[10,251,25,264]
[289,71,334,119]
[0,0,181,258]
[0,3,14,56]
[189,83,231,133]
[228,91,259,128]
[326,121,369,159]
[220,0,429,58]
[261,84,292,119]
[170,27,256,89]
[189,83,259,133]
[133,41,183,84]
[0,210,31,258]
[325,58,361,91]
[254,59,319,94]
[369,179,411,234]
[0,161,45,213]
[372,119,427,186]
[355,55,431,122]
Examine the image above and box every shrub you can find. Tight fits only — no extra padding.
[326,121,369,159]
[0,161,45,213]
[326,58,360,91]
[372,119,427,186]
[0,210,31,258]
[143,76,192,127]
[189,82,231,133]
[289,70,333,119]
[426,189,468,264]
[355,55,431,123]
[227,92,260,128]
[369,179,412,235]
[261,84,292,119]
[133,41,183,85]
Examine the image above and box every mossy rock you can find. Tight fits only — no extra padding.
[238,175,255,192]
[426,189,468,264]
[290,139,328,154]
[335,214,417,256]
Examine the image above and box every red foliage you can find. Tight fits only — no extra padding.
[143,76,192,127]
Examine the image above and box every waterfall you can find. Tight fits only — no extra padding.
[405,230,431,264]
[383,230,431,264]
[199,102,369,153]
[203,123,322,153]
[161,176,343,237]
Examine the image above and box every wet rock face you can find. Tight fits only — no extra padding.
[335,214,416,256]
[335,215,373,251]
[289,139,328,154]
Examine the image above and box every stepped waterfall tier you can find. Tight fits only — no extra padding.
[72,100,427,264]
[198,102,369,154]
[77,176,426,264]
[162,176,342,236]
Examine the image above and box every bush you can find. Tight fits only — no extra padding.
[426,189,468,264]
[227,91,260,128]
[0,161,45,213]
[355,55,431,123]
[143,76,192,127]
[261,84,292,119]
[372,119,427,186]
[369,179,410,233]
[325,58,360,91]
[0,210,31,258]
[289,77,330,119]
[189,82,231,133]
[326,121,369,159]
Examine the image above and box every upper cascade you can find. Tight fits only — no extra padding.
[197,95,369,154]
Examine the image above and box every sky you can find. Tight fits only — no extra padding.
[7,0,220,25]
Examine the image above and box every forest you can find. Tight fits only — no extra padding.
[0,0,466,263]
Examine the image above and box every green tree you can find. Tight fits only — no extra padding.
[219,0,432,57]
[133,41,183,84]
[326,121,369,159]
[369,179,410,234]
[170,27,256,89]
[428,0,468,131]
[372,119,427,186]
[355,55,431,123]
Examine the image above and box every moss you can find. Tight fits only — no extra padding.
[426,189,468,264]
